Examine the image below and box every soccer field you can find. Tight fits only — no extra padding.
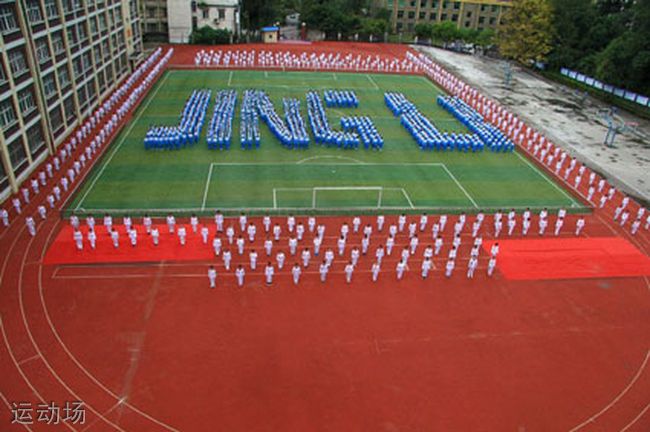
[67,69,585,215]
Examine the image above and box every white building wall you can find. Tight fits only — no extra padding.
[167,0,193,43]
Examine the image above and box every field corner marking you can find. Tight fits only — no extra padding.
[366,74,380,90]
[514,150,580,208]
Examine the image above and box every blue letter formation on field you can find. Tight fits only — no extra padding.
[144,89,511,154]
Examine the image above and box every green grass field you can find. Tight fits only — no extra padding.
[67,69,585,216]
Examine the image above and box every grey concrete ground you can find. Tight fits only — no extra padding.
[414,46,650,203]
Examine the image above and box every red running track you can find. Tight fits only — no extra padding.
[1,42,650,431]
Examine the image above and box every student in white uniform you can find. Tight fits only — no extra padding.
[361,235,370,255]
[421,257,432,279]
[554,217,564,236]
[178,225,187,246]
[276,251,286,270]
[166,214,176,234]
[388,223,397,238]
[408,222,417,238]
[467,257,478,279]
[249,249,258,270]
[223,249,232,270]
[37,205,46,220]
[239,213,247,232]
[215,211,224,232]
[263,215,272,233]
[350,247,360,267]
[292,263,302,285]
[308,216,316,233]
[538,217,548,236]
[375,245,385,265]
[296,222,305,241]
[151,227,160,246]
[226,226,235,244]
[208,265,217,288]
[631,218,641,235]
[434,236,443,255]
[386,235,395,255]
[398,214,407,232]
[235,264,245,287]
[289,236,298,255]
[319,260,329,282]
[110,229,119,248]
[287,214,296,232]
[190,214,199,233]
[487,256,497,277]
[236,235,245,254]
[419,213,428,232]
[264,263,274,285]
[273,223,281,241]
[247,223,256,243]
[264,238,273,256]
[445,259,455,278]
[344,262,354,283]
[352,216,361,233]
[376,214,385,231]
[337,235,346,256]
[409,235,419,255]
[507,218,516,236]
[201,226,209,244]
[301,248,311,268]
[313,235,322,256]
[87,229,97,249]
[143,214,152,234]
[396,259,407,280]
[73,230,83,250]
[129,228,138,247]
[371,262,381,282]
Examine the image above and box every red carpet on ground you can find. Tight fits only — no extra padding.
[483,237,650,281]
[44,224,214,265]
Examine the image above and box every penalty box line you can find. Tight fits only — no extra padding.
[202,162,476,211]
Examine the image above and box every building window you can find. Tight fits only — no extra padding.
[66,27,77,46]
[49,105,63,131]
[52,32,65,54]
[8,140,27,171]
[8,50,28,76]
[18,89,36,115]
[27,0,43,23]
[408,11,415,19]
[202,8,209,19]
[218,8,225,20]
[489,17,496,25]
[43,73,57,97]
[397,11,404,19]
[45,0,58,19]
[27,124,46,157]
[453,1,460,9]
[0,100,17,130]
[430,12,437,20]
[0,65,5,84]
[89,17,97,34]
[36,39,50,64]
[492,5,498,12]
[58,65,71,88]
[465,20,471,27]
[0,5,17,34]
[419,12,425,19]
[479,16,485,24]
[452,14,458,21]
[78,23,88,42]
[98,14,106,31]
[441,13,447,20]
[64,96,75,122]
[147,7,156,18]
[466,11,471,17]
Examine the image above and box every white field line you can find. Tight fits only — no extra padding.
[74,72,171,211]
[201,163,214,210]
[568,349,650,432]
[272,188,277,209]
[227,70,233,86]
[400,188,415,209]
[439,164,479,209]
[366,74,380,90]
[333,73,338,81]
[514,151,580,208]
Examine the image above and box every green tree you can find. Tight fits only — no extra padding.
[432,21,459,43]
[360,18,388,36]
[414,23,434,40]
[547,0,596,70]
[497,0,554,65]
[190,26,232,45]
[475,28,495,48]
